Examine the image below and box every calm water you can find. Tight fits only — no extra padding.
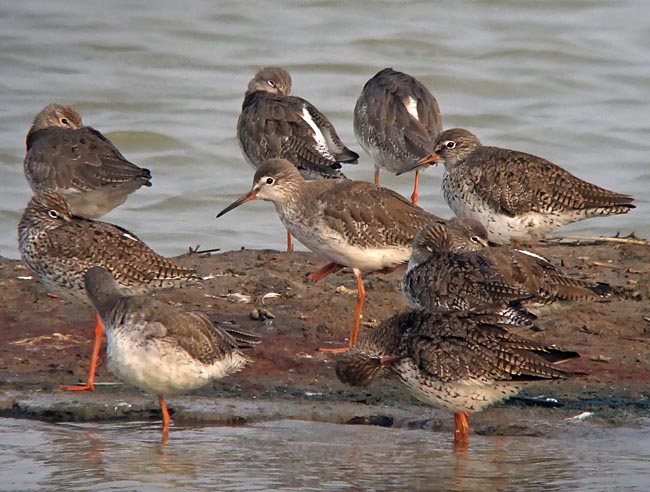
[0,0,649,259]
[1,417,650,491]
[1,1,649,489]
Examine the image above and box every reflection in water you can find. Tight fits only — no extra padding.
[1,418,649,491]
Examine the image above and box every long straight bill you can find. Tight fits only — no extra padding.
[216,190,258,217]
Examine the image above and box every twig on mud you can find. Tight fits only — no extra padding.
[187,244,221,255]
[547,234,650,246]
[589,261,650,274]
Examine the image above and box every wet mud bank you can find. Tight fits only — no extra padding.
[1,238,649,436]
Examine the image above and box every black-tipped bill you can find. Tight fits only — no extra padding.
[216,190,258,218]
[396,152,440,176]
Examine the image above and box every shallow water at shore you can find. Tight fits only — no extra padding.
[1,418,650,491]
[1,0,649,259]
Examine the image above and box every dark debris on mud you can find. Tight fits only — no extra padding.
[1,239,649,434]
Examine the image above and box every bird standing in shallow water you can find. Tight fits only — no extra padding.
[354,68,443,205]
[23,103,152,218]
[402,128,634,243]
[84,266,256,441]
[18,192,200,391]
[336,309,578,448]
[217,158,445,352]
[237,67,359,251]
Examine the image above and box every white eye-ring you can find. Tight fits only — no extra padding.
[48,209,59,219]
[265,177,275,185]
[267,79,277,88]
[445,140,456,149]
[470,235,481,243]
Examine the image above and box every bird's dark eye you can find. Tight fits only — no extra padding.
[445,140,456,149]
[265,177,275,185]
[60,117,69,126]
[48,209,59,219]
[470,235,480,243]
[268,79,277,88]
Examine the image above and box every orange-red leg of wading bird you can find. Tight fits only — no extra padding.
[411,169,420,205]
[308,262,344,282]
[287,230,294,252]
[158,395,171,443]
[320,270,366,354]
[374,168,380,186]
[61,313,103,391]
[454,412,470,445]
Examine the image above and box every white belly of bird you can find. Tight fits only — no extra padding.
[396,362,523,414]
[443,174,569,244]
[282,213,411,271]
[106,329,245,396]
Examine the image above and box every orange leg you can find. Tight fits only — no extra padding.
[411,169,420,205]
[454,412,470,445]
[287,231,294,252]
[308,262,344,282]
[320,270,365,353]
[374,168,380,186]
[159,394,171,443]
[61,312,103,391]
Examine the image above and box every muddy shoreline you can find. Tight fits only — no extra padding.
[1,239,649,436]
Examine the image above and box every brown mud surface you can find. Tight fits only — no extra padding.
[1,239,649,438]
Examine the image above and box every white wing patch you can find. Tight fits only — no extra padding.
[403,96,419,120]
[122,232,139,242]
[301,106,330,155]
[515,248,550,262]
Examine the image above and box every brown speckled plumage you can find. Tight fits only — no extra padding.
[237,67,358,180]
[402,221,536,326]
[336,308,577,419]
[218,158,446,350]
[354,68,442,175]
[24,104,152,218]
[84,266,255,434]
[235,158,446,268]
[423,128,634,243]
[18,192,200,300]
[86,266,254,370]
[445,217,627,303]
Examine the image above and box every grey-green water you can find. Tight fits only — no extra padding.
[1,418,650,491]
[0,0,648,259]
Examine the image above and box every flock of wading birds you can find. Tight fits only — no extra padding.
[17,66,637,445]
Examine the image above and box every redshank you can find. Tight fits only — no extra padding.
[354,68,442,205]
[237,67,359,251]
[402,128,634,243]
[439,217,625,304]
[336,308,578,447]
[217,158,445,352]
[84,266,256,441]
[18,191,200,391]
[402,220,536,326]
[24,103,152,218]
